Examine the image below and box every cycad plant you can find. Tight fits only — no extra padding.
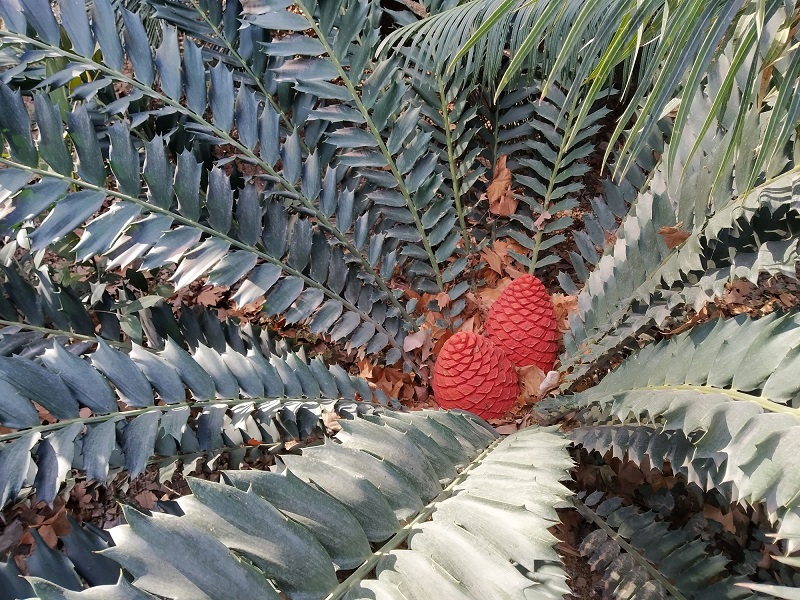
[2,0,800,598]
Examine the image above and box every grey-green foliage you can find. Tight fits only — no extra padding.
[556,120,666,295]
[0,323,394,511]
[498,84,611,272]
[16,421,575,600]
[379,0,624,91]
[575,495,754,599]
[408,65,483,295]
[571,312,800,554]
[561,165,800,386]
[0,0,482,365]
[558,53,800,387]
[0,256,386,363]
[393,0,800,200]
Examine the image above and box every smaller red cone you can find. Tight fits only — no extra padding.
[432,331,518,420]
[484,274,559,371]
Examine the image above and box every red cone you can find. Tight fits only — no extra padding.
[484,274,558,371]
[432,332,518,420]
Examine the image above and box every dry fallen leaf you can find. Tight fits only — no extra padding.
[662,304,711,336]
[494,423,518,435]
[196,285,226,307]
[434,292,450,310]
[134,490,157,511]
[403,329,429,352]
[551,293,578,332]
[725,280,753,305]
[481,248,503,275]
[518,363,547,404]
[658,222,690,248]
[358,359,375,379]
[457,315,481,334]
[473,277,512,316]
[486,155,519,216]
[533,211,551,230]
[779,292,796,308]
[504,263,527,278]
[537,370,561,397]
[431,329,453,359]
[322,411,342,434]
[481,247,504,274]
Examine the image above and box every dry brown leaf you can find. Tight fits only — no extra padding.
[486,156,519,216]
[322,411,342,433]
[662,304,711,336]
[435,292,450,309]
[134,490,157,511]
[533,211,551,230]
[518,364,547,404]
[37,525,59,549]
[0,520,24,557]
[779,292,796,308]
[431,329,453,358]
[44,507,71,538]
[725,280,753,305]
[507,239,528,255]
[551,293,578,332]
[481,240,527,276]
[457,315,481,334]
[34,403,56,424]
[494,423,518,435]
[473,277,512,317]
[196,285,226,307]
[658,222,690,248]
[505,263,527,278]
[493,240,512,258]
[480,247,504,274]
[615,461,646,493]
[358,359,375,379]
[414,385,430,403]
[419,331,437,362]
[476,286,504,309]
[403,329,429,352]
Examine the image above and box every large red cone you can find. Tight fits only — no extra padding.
[484,274,559,372]
[432,331,518,420]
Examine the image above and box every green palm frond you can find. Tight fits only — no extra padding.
[379,0,622,92]
[559,64,800,385]
[573,312,800,552]
[506,84,613,273]
[0,0,483,365]
[562,164,800,386]
[9,423,575,600]
[388,0,800,200]
[0,325,393,510]
[574,495,755,599]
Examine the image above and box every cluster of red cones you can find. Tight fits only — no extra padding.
[432,274,559,420]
